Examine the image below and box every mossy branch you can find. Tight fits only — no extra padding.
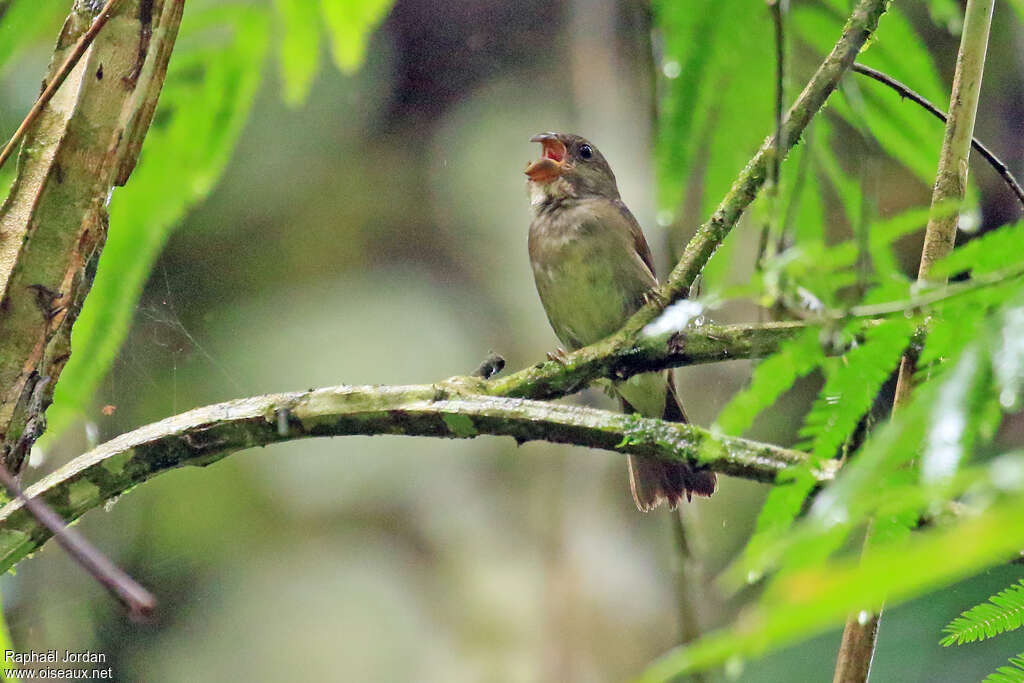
[487,320,808,400]
[0,384,827,573]
[0,0,184,472]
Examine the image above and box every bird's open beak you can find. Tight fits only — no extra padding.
[525,133,568,182]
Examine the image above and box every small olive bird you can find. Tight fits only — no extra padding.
[525,132,717,511]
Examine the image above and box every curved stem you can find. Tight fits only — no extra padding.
[0,384,826,574]
[852,63,1024,209]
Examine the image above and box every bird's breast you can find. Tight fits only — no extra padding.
[528,206,650,349]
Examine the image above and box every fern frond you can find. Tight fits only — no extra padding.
[933,221,1024,280]
[799,317,916,459]
[919,279,1024,381]
[942,580,1024,646]
[984,653,1024,683]
[714,327,825,436]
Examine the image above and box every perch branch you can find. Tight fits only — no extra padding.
[487,320,808,400]
[0,385,827,574]
[0,0,894,584]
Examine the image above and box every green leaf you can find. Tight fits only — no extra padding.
[924,0,964,34]
[441,413,477,438]
[714,327,825,436]
[942,580,1024,646]
[44,6,271,440]
[919,272,1024,380]
[274,0,322,106]
[736,464,818,585]
[727,288,1015,589]
[932,221,1024,280]
[791,4,949,186]
[799,316,916,461]
[0,0,65,75]
[654,0,777,287]
[1006,0,1024,24]
[734,319,913,585]
[320,0,393,73]
[783,123,826,249]
[985,653,1024,683]
[652,0,727,211]
[639,493,1024,682]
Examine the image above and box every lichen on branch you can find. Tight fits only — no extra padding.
[0,0,184,472]
[0,383,827,573]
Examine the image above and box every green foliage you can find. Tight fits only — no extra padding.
[11,0,395,441]
[641,488,1024,682]
[274,0,393,106]
[671,280,1024,679]
[986,653,1024,683]
[654,1,950,289]
[932,221,1024,279]
[321,0,393,74]
[44,5,270,440]
[714,328,825,436]
[799,317,915,460]
[942,580,1024,646]
[1008,0,1024,24]
[0,0,64,76]
[738,464,818,582]
[274,0,322,105]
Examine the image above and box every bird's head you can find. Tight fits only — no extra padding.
[525,132,619,201]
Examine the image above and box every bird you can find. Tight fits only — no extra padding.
[524,132,717,511]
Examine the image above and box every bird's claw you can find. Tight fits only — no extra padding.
[642,290,667,308]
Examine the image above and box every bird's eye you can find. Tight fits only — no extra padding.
[579,144,593,160]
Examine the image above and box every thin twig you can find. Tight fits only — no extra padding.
[770,0,785,191]
[756,0,786,272]
[670,512,708,683]
[0,461,155,618]
[658,0,890,307]
[845,263,1024,318]
[0,0,122,172]
[852,62,1024,209]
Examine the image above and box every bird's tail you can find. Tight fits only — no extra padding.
[622,373,717,512]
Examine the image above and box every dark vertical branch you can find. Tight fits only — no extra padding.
[756,0,786,272]
[669,512,709,683]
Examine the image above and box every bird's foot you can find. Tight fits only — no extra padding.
[642,289,668,308]
[546,348,570,365]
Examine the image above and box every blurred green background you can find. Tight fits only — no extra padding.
[0,0,1022,680]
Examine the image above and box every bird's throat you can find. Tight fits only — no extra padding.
[528,176,573,211]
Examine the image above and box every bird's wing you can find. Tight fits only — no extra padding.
[612,199,657,281]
